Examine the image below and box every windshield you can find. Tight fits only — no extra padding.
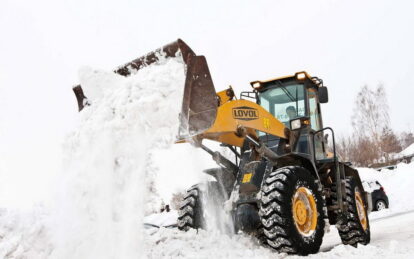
[259,84,305,129]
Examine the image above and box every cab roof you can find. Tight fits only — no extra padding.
[250,71,323,90]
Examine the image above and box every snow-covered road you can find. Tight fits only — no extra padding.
[144,210,414,258]
[319,211,414,256]
[1,208,413,258]
[370,211,414,247]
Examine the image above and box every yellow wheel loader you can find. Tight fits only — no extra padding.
[73,39,371,255]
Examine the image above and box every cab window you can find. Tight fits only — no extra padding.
[259,84,305,128]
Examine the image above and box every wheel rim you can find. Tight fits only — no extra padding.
[355,192,368,230]
[292,187,317,236]
[376,201,386,211]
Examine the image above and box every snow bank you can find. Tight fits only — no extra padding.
[398,143,414,158]
[358,162,414,216]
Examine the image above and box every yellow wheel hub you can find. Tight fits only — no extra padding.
[355,192,368,231]
[294,200,308,225]
[292,187,317,236]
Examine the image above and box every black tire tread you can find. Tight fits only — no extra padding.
[259,166,325,255]
[177,181,229,232]
[332,177,370,246]
[177,186,203,231]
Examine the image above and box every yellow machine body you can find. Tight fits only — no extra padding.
[184,99,288,147]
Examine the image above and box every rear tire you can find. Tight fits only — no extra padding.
[335,177,370,246]
[177,181,229,231]
[375,200,387,211]
[259,166,325,255]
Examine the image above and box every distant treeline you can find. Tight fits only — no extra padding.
[337,84,413,167]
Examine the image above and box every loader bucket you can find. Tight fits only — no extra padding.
[73,39,218,139]
[178,55,217,140]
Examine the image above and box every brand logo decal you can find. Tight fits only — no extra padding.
[232,106,259,121]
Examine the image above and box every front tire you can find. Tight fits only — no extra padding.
[177,181,229,232]
[259,166,325,255]
[177,185,204,231]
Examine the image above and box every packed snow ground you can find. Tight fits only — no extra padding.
[142,210,414,259]
[1,55,414,258]
[2,205,414,258]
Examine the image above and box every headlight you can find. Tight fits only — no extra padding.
[296,72,306,80]
[290,119,301,130]
[251,81,262,89]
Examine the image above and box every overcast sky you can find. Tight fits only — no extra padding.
[1,0,413,206]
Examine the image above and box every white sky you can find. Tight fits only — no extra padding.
[1,0,413,206]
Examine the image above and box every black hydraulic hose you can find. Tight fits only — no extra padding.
[200,144,238,175]
[245,135,279,161]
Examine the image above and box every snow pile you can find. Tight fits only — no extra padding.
[359,162,414,215]
[144,228,275,258]
[0,207,51,259]
[0,52,213,259]
[49,54,199,259]
[398,143,414,158]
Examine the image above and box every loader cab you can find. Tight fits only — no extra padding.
[251,72,328,160]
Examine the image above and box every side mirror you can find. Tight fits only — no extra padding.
[318,86,328,103]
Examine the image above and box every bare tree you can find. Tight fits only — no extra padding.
[354,137,379,166]
[337,84,396,166]
[352,85,389,139]
[348,84,391,165]
[380,126,402,161]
